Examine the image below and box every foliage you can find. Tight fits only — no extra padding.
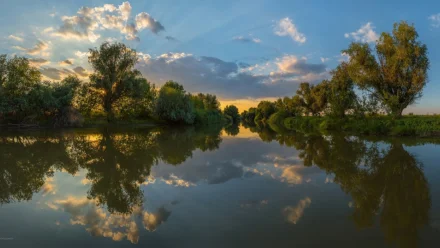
[275,97,302,117]
[327,63,356,118]
[223,105,240,123]
[191,93,223,125]
[294,82,329,116]
[155,81,195,124]
[241,107,257,124]
[343,21,429,118]
[255,101,276,123]
[88,42,147,122]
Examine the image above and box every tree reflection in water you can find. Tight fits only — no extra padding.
[252,125,431,248]
[0,125,432,247]
[0,125,223,214]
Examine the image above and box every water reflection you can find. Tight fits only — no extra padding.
[248,127,432,248]
[0,125,437,247]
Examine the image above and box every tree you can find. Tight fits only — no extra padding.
[241,107,257,124]
[155,81,195,124]
[0,55,42,122]
[327,63,356,118]
[275,97,302,117]
[51,76,83,127]
[88,42,148,122]
[255,101,276,123]
[295,82,328,116]
[343,21,429,118]
[224,105,240,123]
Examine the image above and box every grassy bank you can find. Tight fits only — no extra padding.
[283,115,440,137]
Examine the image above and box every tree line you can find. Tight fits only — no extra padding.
[0,42,240,127]
[241,21,430,126]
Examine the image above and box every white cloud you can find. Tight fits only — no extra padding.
[8,35,24,42]
[337,52,350,62]
[52,196,141,244]
[43,27,54,34]
[320,57,330,63]
[13,40,50,56]
[283,197,312,224]
[75,50,90,58]
[49,1,164,43]
[142,207,171,231]
[135,12,165,34]
[344,22,379,43]
[429,13,440,28]
[274,17,306,44]
[274,55,326,75]
[232,36,261,44]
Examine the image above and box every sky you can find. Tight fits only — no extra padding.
[1,0,440,113]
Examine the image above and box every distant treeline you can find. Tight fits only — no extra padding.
[240,21,437,136]
[0,43,240,127]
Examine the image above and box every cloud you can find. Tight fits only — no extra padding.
[41,178,56,196]
[430,13,440,28]
[135,12,165,34]
[8,35,23,42]
[165,36,178,42]
[337,52,350,62]
[280,166,306,184]
[49,1,164,42]
[320,57,330,63]
[142,207,171,231]
[274,17,306,44]
[75,50,90,58]
[13,40,50,56]
[161,174,195,187]
[29,58,50,67]
[232,36,261,43]
[344,22,379,43]
[52,196,141,244]
[40,67,76,80]
[274,55,326,75]
[283,197,312,224]
[59,59,73,66]
[73,66,89,77]
[136,52,328,99]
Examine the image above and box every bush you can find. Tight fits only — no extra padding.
[155,83,195,124]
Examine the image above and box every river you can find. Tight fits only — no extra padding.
[0,125,439,247]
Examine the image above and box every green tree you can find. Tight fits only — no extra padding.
[343,21,429,118]
[275,97,302,117]
[255,101,276,123]
[0,55,42,122]
[241,107,257,124]
[327,63,356,118]
[155,81,195,124]
[88,42,148,122]
[224,105,240,123]
[295,82,328,116]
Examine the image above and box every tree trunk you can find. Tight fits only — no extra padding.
[392,108,403,119]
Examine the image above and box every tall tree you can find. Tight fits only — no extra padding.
[328,63,356,118]
[88,42,146,122]
[343,21,429,118]
[0,55,43,122]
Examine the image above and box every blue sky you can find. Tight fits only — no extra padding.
[1,0,440,113]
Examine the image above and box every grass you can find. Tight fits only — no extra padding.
[283,115,440,137]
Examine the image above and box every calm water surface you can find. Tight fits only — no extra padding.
[0,125,439,248]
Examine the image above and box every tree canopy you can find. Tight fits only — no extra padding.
[343,21,429,118]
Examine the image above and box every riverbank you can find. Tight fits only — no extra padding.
[282,115,440,137]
